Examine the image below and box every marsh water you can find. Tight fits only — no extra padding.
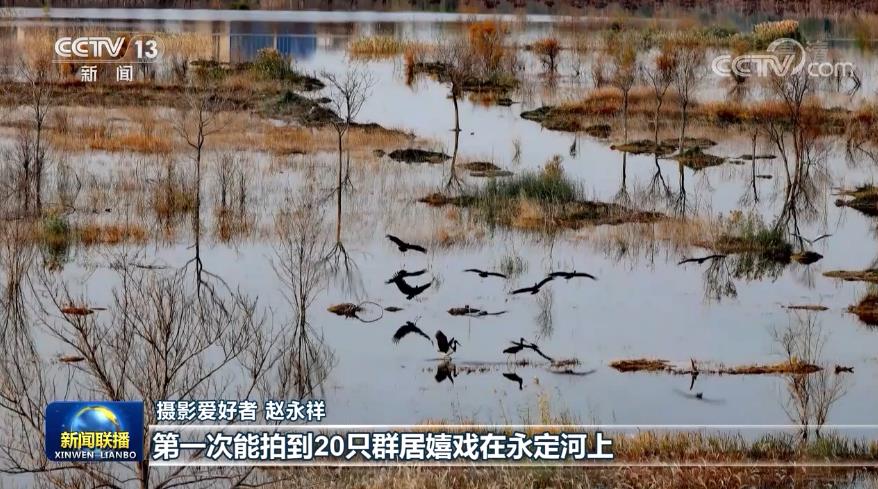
[6,8,878,431]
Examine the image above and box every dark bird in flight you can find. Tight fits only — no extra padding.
[386,234,427,254]
[435,330,460,356]
[392,321,432,344]
[507,338,554,362]
[464,268,507,279]
[678,254,727,266]
[689,358,700,391]
[548,270,598,281]
[502,372,524,390]
[791,232,832,245]
[511,276,554,295]
[388,275,432,300]
[435,361,456,384]
[525,342,554,363]
[385,268,426,284]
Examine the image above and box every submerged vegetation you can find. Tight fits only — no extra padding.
[464,157,663,231]
[709,213,792,261]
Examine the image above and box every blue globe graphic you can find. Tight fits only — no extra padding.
[68,406,123,457]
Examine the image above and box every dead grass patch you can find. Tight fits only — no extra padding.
[261,124,415,156]
[611,358,822,375]
[610,358,671,372]
[77,222,149,246]
[824,269,878,283]
[849,293,878,326]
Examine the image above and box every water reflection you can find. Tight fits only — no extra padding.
[273,184,336,398]
[434,360,456,384]
[774,312,847,440]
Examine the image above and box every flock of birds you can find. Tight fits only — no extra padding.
[378,228,838,397]
[383,234,597,388]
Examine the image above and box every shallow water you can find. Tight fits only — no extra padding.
[3,10,878,434]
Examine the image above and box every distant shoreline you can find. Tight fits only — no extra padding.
[3,1,877,18]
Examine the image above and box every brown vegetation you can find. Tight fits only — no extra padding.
[824,269,878,283]
[77,222,149,246]
[848,293,878,326]
[268,466,872,489]
[835,185,878,216]
[611,358,822,375]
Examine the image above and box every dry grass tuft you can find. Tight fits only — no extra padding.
[611,358,670,372]
[848,293,878,326]
[77,222,149,246]
[348,36,430,60]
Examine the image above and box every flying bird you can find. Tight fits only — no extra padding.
[677,254,727,266]
[464,268,508,279]
[689,358,700,391]
[502,372,524,390]
[507,338,554,362]
[548,270,598,281]
[791,232,832,245]
[435,330,460,356]
[388,275,432,300]
[392,321,432,344]
[511,276,554,295]
[386,234,427,254]
[385,268,427,284]
[525,342,554,363]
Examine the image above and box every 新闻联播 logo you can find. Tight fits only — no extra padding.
[45,401,144,462]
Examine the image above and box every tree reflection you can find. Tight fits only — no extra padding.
[0,247,275,487]
[773,312,847,441]
[273,186,336,398]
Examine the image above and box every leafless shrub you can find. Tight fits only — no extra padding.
[1,247,276,487]
[773,313,846,441]
[213,152,253,242]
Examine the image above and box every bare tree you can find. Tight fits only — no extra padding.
[436,37,477,135]
[672,39,705,154]
[173,82,227,292]
[773,313,846,441]
[321,67,373,261]
[213,152,251,242]
[435,38,477,188]
[1,56,56,217]
[607,32,639,145]
[0,247,278,488]
[643,41,677,150]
